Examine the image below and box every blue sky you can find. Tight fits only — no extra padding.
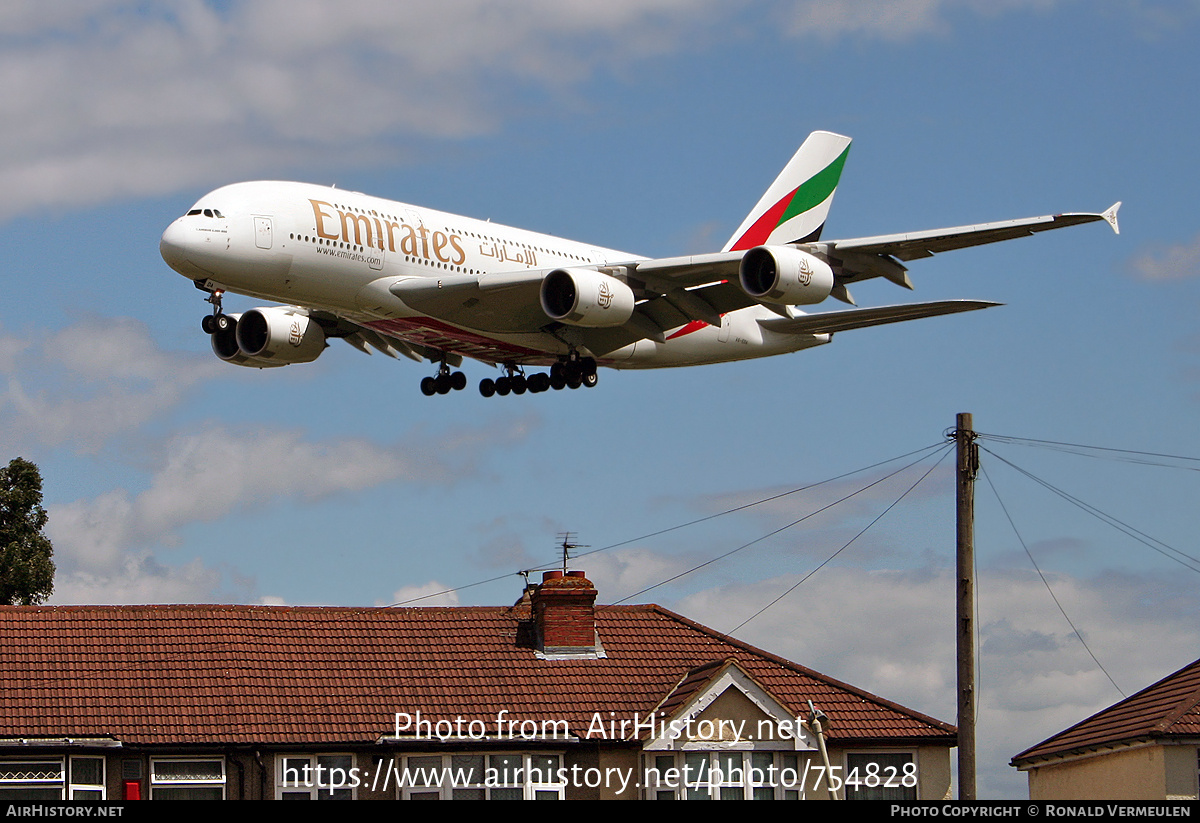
[3,0,1200,798]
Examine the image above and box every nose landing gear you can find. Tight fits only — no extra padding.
[198,285,229,335]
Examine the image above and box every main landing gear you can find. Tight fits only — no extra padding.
[477,357,598,398]
[420,362,468,396]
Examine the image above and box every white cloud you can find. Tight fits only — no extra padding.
[584,546,699,602]
[784,0,1059,41]
[382,580,462,608]
[45,422,496,560]
[0,1,723,219]
[0,317,222,453]
[43,415,533,603]
[51,553,230,605]
[0,0,1090,221]
[1130,233,1200,280]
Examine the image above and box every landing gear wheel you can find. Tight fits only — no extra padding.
[550,372,566,390]
[582,371,598,388]
[451,370,467,391]
[479,378,496,397]
[201,315,217,335]
[529,373,550,393]
[495,376,511,396]
[511,375,527,395]
[420,376,437,396]
[566,372,582,390]
[581,357,597,376]
[215,314,235,332]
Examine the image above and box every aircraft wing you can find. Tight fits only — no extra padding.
[615,203,1120,305]
[378,202,1115,356]
[389,272,549,334]
[756,299,1000,336]
[825,203,1120,262]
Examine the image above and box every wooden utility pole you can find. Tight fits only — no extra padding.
[955,412,978,800]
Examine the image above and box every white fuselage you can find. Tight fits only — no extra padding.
[159,181,828,369]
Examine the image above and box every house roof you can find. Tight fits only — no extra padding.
[0,602,955,748]
[1012,656,1200,767]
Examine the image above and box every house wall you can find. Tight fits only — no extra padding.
[1026,745,1168,800]
[917,745,953,801]
[1163,745,1199,800]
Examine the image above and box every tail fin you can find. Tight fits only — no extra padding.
[723,131,852,252]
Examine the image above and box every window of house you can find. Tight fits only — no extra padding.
[0,757,105,800]
[0,760,65,800]
[396,752,565,800]
[68,757,105,800]
[645,751,810,800]
[843,751,918,800]
[149,757,225,800]
[276,754,355,800]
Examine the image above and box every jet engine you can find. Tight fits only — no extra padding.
[540,268,636,328]
[739,246,834,305]
[211,307,325,367]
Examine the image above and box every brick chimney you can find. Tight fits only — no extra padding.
[531,570,599,657]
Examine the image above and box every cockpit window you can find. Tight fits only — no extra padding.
[185,208,225,218]
[187,209,201,216]
[213,209,224,218]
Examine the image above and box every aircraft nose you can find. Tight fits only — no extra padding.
[160,219,190,271]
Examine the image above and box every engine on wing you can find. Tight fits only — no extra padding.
[540,268,635,328]
[211,307,326,367]
[739,246,834,305]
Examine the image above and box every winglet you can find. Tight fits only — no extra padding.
[1102,202,1121,235]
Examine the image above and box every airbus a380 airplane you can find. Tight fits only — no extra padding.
[160,132,1119,397]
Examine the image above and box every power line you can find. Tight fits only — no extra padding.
[977,433,1200,471]
[614,443,952,605]
[386,442,949,607]
[981,447,1200,576]
[725,443,952,635]
[979,463,1127,699]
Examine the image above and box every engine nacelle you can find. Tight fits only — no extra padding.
[739,246,834,305]
[210,313,270,367]
[540,268,636,328]
[210,308,323,368]
[233,306,326,365]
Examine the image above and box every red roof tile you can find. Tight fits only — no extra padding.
[1012,657,1200,766]
[0,603,954,747]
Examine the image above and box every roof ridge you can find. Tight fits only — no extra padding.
[630,603,956,734]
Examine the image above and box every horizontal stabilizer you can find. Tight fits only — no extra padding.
[757,300,1000,336]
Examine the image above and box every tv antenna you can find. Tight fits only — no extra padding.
[555,532,589,574]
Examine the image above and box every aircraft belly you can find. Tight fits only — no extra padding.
[362,316,566,367]
[616,313,828,369]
